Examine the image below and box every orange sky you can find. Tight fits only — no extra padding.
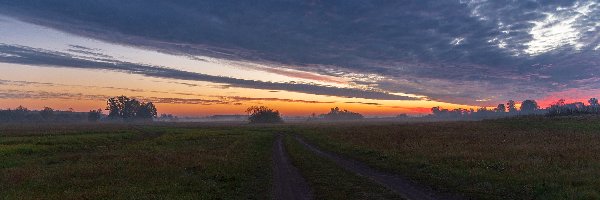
[0,62,478,116]
[0,62,588,117]
[0,51,485,117]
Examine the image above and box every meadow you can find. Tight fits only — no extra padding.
[293,116,600,199]
[2,117,600,199]
[1,123,273,199]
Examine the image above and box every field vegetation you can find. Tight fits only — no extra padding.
[293,116,600,199]
[1,123,272,199]
[2,116,600,199]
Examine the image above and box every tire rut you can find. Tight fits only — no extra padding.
[294,135,463,200]
[272,134,313,200]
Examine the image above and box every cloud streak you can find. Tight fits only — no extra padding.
[0,44,416,101]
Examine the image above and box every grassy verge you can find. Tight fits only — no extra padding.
[284,134,401,200]
[1,124,273,199]
[293,117,600,199]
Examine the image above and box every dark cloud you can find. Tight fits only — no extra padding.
[0,0,599,105]
[0,89,336,105]
[0,44,415,101]
[67,45,114,59]
[0,89,227,105]
[220,96,334,104]
[344,101,382,106]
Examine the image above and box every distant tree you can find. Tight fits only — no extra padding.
[40,107,54,120]
[495,104,506,113]
[106,96,157,121]
[159,113,178,122]
[321,107,364,120]
[88,109,103,122]
[14,106,29,120]
[477,107,490,112]
[307,113,318,121]
[15,105,28,112]
[246,106,283,123]
[122,99,141,119]
[556,99,566,106]
[520,100,538,113]
[431,106,441,114]
[588,98,599,113]
[546,99,590,116]
[507,100,517,113]
[589,98,599,107]
[397,114,409,118]
[107,96,128,118]
[137,102,157,120]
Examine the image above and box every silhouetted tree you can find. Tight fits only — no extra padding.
[588,98,598,106]
[507,100,517,113]
[159,113,178,122]
[107,96,127,118]
[14,106,29,121]
[122,99,141,119]
[588,98,599,113]
[431,106,441,114]
[547,99,589,116]
[520,100,538,113]
[246,106,283,123]
[40,107,54,120]
[320,107,364,120]
[88,109,103,122]
[0,106,94,123]
[137,102,157,120]
[106,96,157,121]
[495,104,506,112]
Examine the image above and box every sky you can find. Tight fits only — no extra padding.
[0,0,599,117]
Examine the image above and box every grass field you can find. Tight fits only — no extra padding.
[293,116,600,199]
[1,123,273,199]
[2,117,600,199]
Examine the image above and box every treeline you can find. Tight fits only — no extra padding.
[307,107,364,121]
[0,106,88,123]
[245,106,364,123]
[430,98,600,119]
[547,98,600,116]
[0,96,160,123]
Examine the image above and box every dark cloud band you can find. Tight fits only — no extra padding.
[0,44,415,101]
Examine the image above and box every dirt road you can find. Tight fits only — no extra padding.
[272,134,313,200]
[294,135,462,200]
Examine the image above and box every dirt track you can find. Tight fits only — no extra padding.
[294,135,463,200]
[272,134,313,200]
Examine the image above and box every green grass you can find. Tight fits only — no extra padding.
[292,117,600,199]
[4,117,600,199]
[1,124,273,199]
[284,134,401,200]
